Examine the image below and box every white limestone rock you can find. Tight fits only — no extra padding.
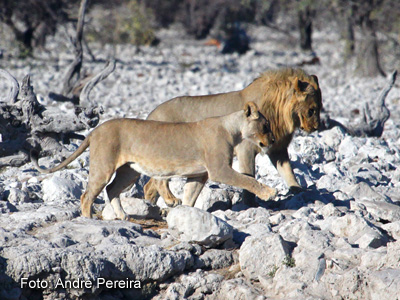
[167,206,233,248]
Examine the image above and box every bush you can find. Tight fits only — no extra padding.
[87,0,157,46]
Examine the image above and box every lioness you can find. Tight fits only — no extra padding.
[32,102,276,219]
[144,68,322,207]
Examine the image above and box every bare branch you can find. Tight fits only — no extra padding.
[61,0,88,96]
[80,60,116,107]
[349,70,396,137]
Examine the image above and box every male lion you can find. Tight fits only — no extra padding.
[32,102,276,219]
[144,68,322,207]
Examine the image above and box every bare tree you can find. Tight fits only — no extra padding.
[298,3,314,51]
[0,0,79,57]
[355,0,386,77]
[0,70,103,167]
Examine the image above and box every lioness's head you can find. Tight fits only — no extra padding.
[242,102,275,152]
[291,75,322,133]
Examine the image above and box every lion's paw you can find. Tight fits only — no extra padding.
[160,208,170,217]
[289,186,304,194]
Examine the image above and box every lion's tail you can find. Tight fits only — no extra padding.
[31,136,91,174]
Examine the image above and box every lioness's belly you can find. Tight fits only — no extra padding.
[129,162,207,179]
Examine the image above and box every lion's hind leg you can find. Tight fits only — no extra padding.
[144,178,159,204]
[106,163,140,220]
[154,179,181,207]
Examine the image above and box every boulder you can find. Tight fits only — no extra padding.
[102,197,161,220]
[194,185,233,212]
[42,175,82,202]
[167,206,233,248]
[239,233,290,281]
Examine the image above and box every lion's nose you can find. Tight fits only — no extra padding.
[270,136,275,144]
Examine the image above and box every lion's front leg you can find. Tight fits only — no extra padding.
[268,148,302,193]
[182,174,208,207]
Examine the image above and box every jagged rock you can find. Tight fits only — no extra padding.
[6,188,30,205]
[0,201,17,213]
[338,136,360,160]
[194,249,236,270]
[367,269,400,300]
[345,181,390,203]
[194,185,234,212]
[154,269,224,300]
[319,126,346,148]
[167,206,233,248]
[212,278,266,300]
[1,218,194,298]
[384,241,400,268]
[382,221,400,240]
[239,233,290,281]
[269,212,286,225]
[102,197,161,220]
[42,174,82,202]
[356,199,400,222]
[278,218,315,243]
[320,213,388,248]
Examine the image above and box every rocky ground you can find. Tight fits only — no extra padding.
[1,25,400,299]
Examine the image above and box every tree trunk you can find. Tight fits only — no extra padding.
[298,6,313,51]
[343,7,355,60]
[61,0,88,96]
[355,7,385,77]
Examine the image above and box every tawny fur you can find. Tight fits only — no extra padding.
[145,67,322,206]
[32,102,275,219]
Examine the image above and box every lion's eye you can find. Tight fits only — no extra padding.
[308,108,315,118]
[262,124,270,134]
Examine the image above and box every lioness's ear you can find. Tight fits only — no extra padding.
[292,77,309,93]
[244,102,259,120]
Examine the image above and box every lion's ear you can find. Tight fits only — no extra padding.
[292,77,309,93]
[244,102,260,120]
[311,75,319,87]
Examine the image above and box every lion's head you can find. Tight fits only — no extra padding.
[254,68,322,141]
[290,74,322,133]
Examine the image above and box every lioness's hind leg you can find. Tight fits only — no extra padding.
[106,164,140,220]
[81,178,109,219]
[155,179,181,207]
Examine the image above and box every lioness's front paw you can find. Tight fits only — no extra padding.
[257,187,277,201]
[117,211,129,221]
[164,197,182,208]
